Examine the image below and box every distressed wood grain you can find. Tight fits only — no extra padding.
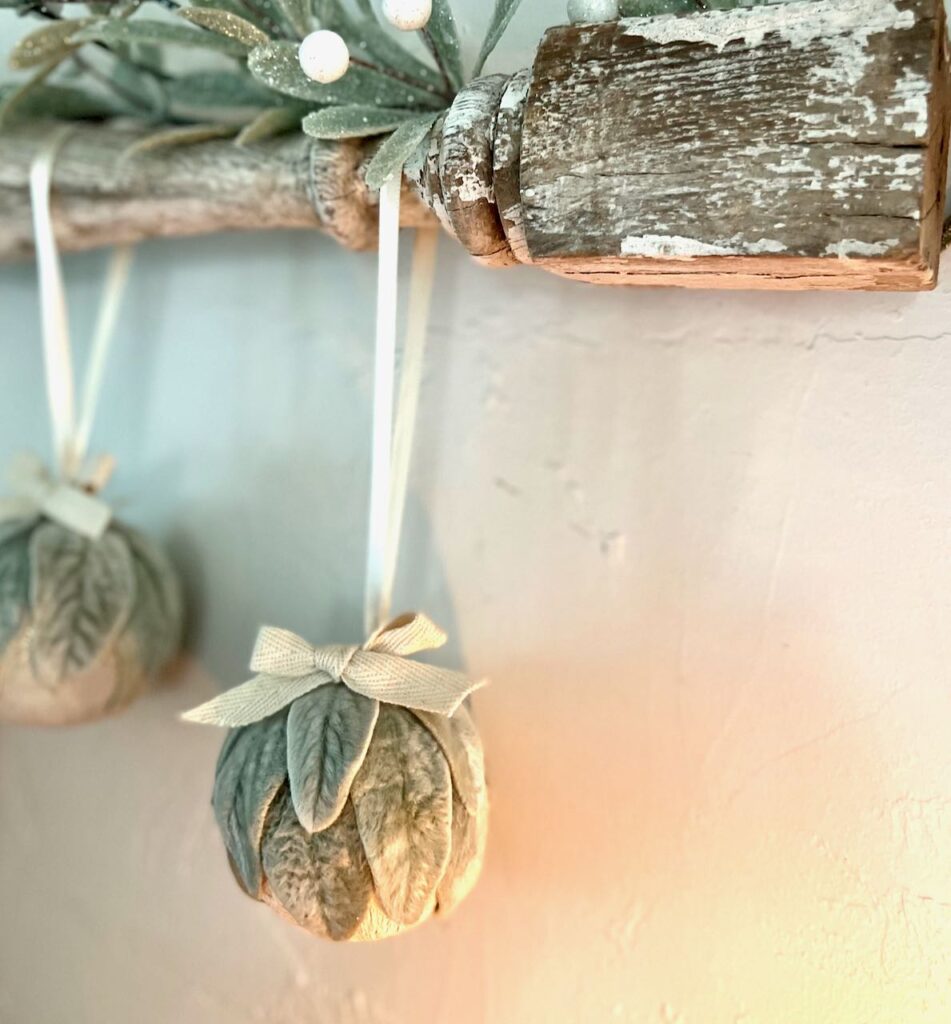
[521,0,950,289]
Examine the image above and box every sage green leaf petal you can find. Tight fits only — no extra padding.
[248,40,444,110]
[287,684,379,833]
[122,123,238,160]
[71,19,250,58]
[423,0,463,92]
[115,525,182,677]
[336,1,444,94]
[273,0,312,37]
[166,71,276,109]
[28,523,136,686]
[436,788,488,915]
[0,58,60,128]
[110,58,169,118]
[0,81,122,122]
[412,706,486,814]
[262,786,373,941]
[212,708,289,897]
[179,7,269,48]
[302,104,419,140]
[235,104,307,144]
[350,706,452,926]
[365,112,437,191]
[0,520,36,652]
[8,17,96,70]
[474,0,524,76]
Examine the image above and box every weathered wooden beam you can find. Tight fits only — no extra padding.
[515,0,950,289]
[0,122,434,261]
[0,0,947,291]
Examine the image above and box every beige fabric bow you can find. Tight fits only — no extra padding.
[0,452,112,540]
[183,612,486,727]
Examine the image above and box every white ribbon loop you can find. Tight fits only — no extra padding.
[0,452,111,539]
[183,612,485,727]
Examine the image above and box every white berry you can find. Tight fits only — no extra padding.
[298,30,350,84]
[567,0,619,23]
[382,0,432,31]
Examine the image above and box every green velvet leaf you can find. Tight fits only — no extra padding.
[350,706,452,926]
[28,523,136,686]
[262,786,373,941]
[248,40,445,110]
[235,104,307,145]
[412,706,486,814]
[166,70,276,109]
[122,123,239,159]
[178,7,270,48]
[212,709,289,897]
[364,111,437,190]
[286,684,379,833]
[187,0,278,34]
[423,0,464,92]
[473,0,524,76]
[71,19,251,58]
[302,104,420,139]
[115,525,182,677]
[0,519,36,653]
[8,17,96,70]
[436,787,487,915]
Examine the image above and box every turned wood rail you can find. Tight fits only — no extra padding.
[1,0,948,291]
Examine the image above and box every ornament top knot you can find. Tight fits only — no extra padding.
[567,0,620,23]
[298,29,350,84]
[382,0,432,31]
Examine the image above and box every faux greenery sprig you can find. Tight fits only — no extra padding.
[0,0,526,185]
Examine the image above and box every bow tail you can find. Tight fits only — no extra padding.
[182,671,331,728]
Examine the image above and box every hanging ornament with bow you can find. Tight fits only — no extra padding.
[185,134,490,940]
[0,130,183,726]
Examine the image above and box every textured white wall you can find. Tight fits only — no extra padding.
[2,6,951,1023]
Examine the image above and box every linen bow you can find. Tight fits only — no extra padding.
[0,452,112,540]
[183,612,485,727]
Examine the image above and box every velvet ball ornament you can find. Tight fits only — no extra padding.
[0,515,183,725]
[212,693,488,941]
[298,29,350,84]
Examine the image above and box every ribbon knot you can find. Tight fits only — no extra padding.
[0,452,112,539]
[183,612,486,728]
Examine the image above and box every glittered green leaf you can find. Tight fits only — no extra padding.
[71,19,250,58]
[110,57,168,118]
[412,706,486,814]
[474,0,524,76]
[248,40,444,110]
[212,709,289,897]
[116,525,182,677]
[179,7,270,48]
[302,104,419,139]
[273,0,312,37]
[122,123,239,160]
[262,786,373,940]
[0,520,36,652]
[350,706,452,926]
[28,524,136,686]
[166,70,276,109]
[0,58,60,127]
[423,0,464,93]
[8,17,96,70]
[287,684,379,833]
[364,111,437,190]
[336,1,445,95]
[235,104,307,144]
